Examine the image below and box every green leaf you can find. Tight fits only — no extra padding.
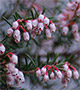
[25,54,36,68]
[13,14,17,20]
[52,54,58,64]
[23,16,32,21]
[15,11,22,19]
[30,9,35,19]
[32,39,41,47]
[42,6,46,14]
[2,17,12,27]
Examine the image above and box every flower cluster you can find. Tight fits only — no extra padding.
[36,62,79,87]
[57,0,80,42]
[7,14,56,43]
[6,52,25,88]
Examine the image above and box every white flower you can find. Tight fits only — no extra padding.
[11,54,18,64]
[50,23,56,33]
[72,23,78,33]
[73,70,79,80]
[50,72,54,79]
[12,21,19,29]
[55,70,62,79]
[7,63,15,72]
[15,35,21,43]
[44,17,49,25]
[45,29,51,39]
[26,21,32,31]
[32,20,38,27]
[0,44,5,55]
[67,69,72,78]
[12,68,19,77]
[38,23,44,31]
[41,67,46,75]
[38,14,44,21]
[62,26,69,35]
[23,32,29,41]
[7,28,13,37]
[36,69,41,78]
[43,74,49,82]
[63,64,68,71]
[13,30,20,39]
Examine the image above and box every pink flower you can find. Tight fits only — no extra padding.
[41,67,46,75]
[44,17,49,25]
[7,28,13,37]
[62,26,69,35]
[12,21,19,29]
[67,69,72,78]
[36,68,41,78]
[43,74,49,82]
[50,23,56,33]
[73,70,79,80]
[11,54,18,64]
[23,32,30,41]
[50,72,54,79]
[0,44,5,55]
[45,29,51,39]
[55,70,62,79]
[38,14,44,22]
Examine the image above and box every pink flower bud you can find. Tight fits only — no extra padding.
[62,26,69,35]
[67,69,72,78]
[45,29,51,39]
[15,35,21,43]
[63,64,68,71]
[50,72,54,79]
[55,70,62,79]
[32,20,38,27]
[26,21,32,31]
[41,67,46,75]
[0,44,5,55]
[36,68,41,78]
[44,17,49,25]
[7,28,13,37]
[76,8,80,17]
[72,23,78,33]
[11,54,18,64]
[38,14,44,21]
[38,23,44,31]
[12,21,19,29]
[23,32,29,41]
[43,74,49,82]
[73,70,79,80]
[50,23,56,33]
[60,20,67,28]
[7,63,15,72]
[13,30,20,39]
[74,32,79,42]
[57,14,65,21]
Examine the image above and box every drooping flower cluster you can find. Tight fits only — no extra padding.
[7,14,56,43]
[36,62,79,87]
[57,0,80,42]
[6,52,25,88]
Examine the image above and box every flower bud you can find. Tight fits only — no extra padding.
[62,26,69,35]
[12,68,19,77]
[12,21,19,29]
[44,17,49,25]
[38,23,44,31]
[26,22,32,31]
[43,74,49,82]
[11,54,18,64]
[76,8,80,17]
[32,20,38,27]
[23,32,29,41]
[15,35,21,43]
[7,28,13,37]
[45,29,51,39]
[67,69,72,78]
[74,32,79,42]
[57,14,65,21]
[50,23,56,33]
[38,14,44,21]
[63,64,68,71]
[50,72,54,79]
[7,63,15,72]
[55,70,62,79]
[41,67,46,75]
[0,44,5,55]
[13,30,20,39]
[72,23,78,33]
[73,70,79,80]
[36,68,41,78]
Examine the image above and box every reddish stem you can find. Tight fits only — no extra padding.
[19,25,26,32]
[52,65,59,71]
[8,52,14,55]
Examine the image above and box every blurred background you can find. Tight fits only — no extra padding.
[0,0,80,90]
